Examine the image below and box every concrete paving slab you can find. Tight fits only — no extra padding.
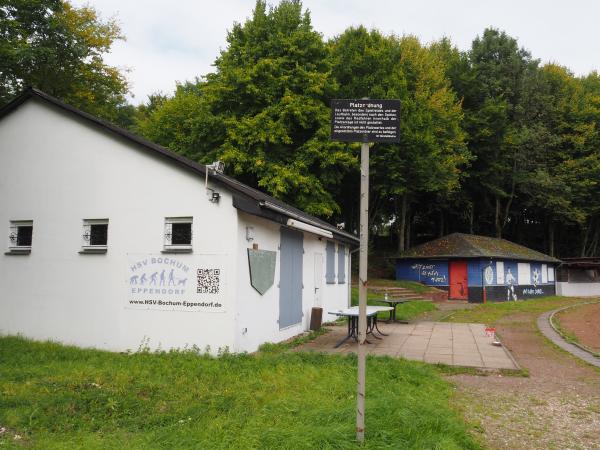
[453,355,483,364]
[296,320,520,370]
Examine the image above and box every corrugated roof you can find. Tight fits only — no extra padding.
[397,233,561,263]
[0,88,358,244]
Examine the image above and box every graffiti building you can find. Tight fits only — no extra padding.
[395,233,560,302]
[0,89,357,353]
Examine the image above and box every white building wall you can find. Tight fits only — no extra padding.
[234,212,350,353]
[0,100,239,352]
[556,282,600,297]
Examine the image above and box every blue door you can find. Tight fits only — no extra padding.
[279,227,303,329]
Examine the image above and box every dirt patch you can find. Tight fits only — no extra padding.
[556,302,600,352]
[449,311,600,450]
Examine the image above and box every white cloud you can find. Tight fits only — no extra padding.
[72,0,600,104]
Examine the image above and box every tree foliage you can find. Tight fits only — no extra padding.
[0,0,129,123]
[132,3,600,257]
[329,28,468,250]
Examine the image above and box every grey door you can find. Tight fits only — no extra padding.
[279,227,303,329]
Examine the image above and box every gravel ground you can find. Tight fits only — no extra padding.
[449,312,600,450]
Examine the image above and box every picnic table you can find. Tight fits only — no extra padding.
[377,295,412,322]
[329,306,393,348]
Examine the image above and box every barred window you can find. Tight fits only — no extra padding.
[81,219,108,253]
[9,220,33,250]
[164,217,193,253]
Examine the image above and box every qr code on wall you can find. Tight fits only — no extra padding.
[197,268,220,294]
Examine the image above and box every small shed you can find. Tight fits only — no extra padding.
[556,257,600,297]
[395,233,561,303]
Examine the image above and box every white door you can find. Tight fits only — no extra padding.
[314,253,323,307]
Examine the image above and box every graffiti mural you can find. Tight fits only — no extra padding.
[409,262,448,285]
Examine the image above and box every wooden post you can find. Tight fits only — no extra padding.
[356,141,369,442]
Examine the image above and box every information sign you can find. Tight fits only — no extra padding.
[331,99,400,143]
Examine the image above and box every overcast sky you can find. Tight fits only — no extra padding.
[71,0,600,104]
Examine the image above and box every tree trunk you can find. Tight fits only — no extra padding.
[589,221,599,257]
[397,194,408,253]
[469,204,474,234]
[495,151,518,239]
[439,209,445,238]
[495,197,502,238]
[406,211,412,250]
[548,220,555,257]
[581,220,591,257]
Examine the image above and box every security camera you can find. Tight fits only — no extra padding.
[208,160,225,173]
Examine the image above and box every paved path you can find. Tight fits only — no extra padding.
[298,321,519,370]
[537,310,600,368]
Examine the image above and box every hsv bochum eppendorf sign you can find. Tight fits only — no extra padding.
[126,254,226,312]
[331,99,400,143]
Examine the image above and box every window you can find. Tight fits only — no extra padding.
[7,220,33,254]
[325,241,336,284]
[81,219,108,253]
[517,262,530,285]
[164,217,193,252]
[338,244,346,284]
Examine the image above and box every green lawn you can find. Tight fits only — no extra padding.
[443,296,588,326]
[363,278,435,294]
[350,287,436,321]
[0,336,479,449]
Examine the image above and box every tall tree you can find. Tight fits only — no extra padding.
[330,28,469,251]
[134,81,225,163]
[461,28,539,238]
[0,0,129,123]
[203,0,355,217]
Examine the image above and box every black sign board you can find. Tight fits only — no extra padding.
[331,99,400,143]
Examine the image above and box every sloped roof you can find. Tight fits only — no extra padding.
[397,233,560,263]
[0,88,358,244]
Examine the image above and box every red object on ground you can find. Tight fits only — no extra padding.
[449,260,468,300]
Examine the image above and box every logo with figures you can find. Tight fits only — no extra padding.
[129,256,189,295]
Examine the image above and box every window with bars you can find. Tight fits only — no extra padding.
[81,219,108,253]
[8,221,33,253]
[164,217,193,252]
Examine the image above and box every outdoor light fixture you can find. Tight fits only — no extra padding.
[286,218,333,239]
[259,201,336,239]
[246,226,255,242]
[205,161,225,202]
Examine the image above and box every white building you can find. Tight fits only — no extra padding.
[0,89,357,353]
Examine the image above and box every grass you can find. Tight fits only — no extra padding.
[552,312,582,345]
[362,278,435,294]
[350,287,436,321]
[0,336,480,449]
[442,296,586,326]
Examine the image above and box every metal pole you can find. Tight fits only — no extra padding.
[356,141,369,442]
